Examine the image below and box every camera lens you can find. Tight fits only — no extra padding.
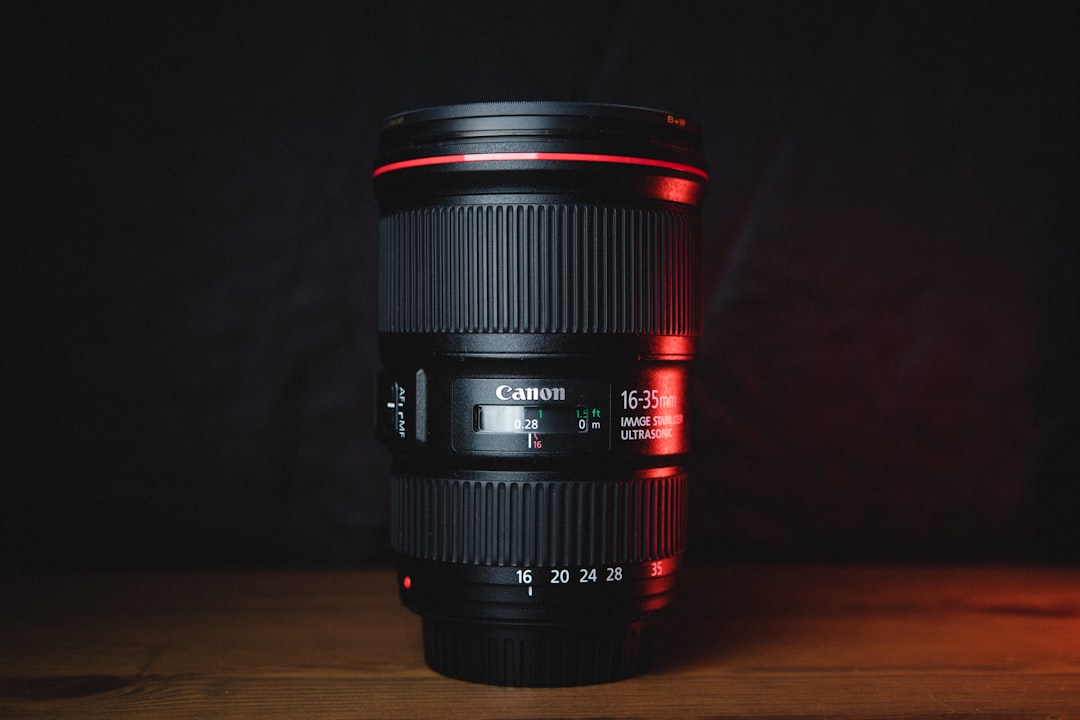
[373,101,707,686]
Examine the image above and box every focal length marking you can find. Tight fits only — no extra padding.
[620,389,676,410]
[521,566,624,584]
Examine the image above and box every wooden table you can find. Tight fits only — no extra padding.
[1,564,1077,718]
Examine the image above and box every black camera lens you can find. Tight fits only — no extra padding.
[373,101,707,686]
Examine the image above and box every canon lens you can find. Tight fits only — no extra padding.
[373,101,707,686]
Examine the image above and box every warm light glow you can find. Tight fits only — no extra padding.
[649,175,704,204]
[402,575,412,590]
[372,152,709,179]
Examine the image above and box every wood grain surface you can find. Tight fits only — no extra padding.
[2,564,1077,718]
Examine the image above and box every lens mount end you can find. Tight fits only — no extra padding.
[421,618,654,687]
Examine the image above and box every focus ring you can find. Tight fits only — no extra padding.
[378,204,701,335]
[390,472,688,567]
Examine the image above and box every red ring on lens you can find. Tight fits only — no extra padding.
[372,152,708,180]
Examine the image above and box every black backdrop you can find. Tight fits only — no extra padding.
[6,2,1077,571]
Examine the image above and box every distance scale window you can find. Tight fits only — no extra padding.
[475,405,597,434]
[452,378,609,453]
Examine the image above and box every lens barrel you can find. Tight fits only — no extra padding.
[373,101,706,686]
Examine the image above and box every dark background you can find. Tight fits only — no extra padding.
[5,2,1077,571]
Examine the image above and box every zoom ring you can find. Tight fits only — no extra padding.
[390,472,688,567]
[378,204,701,335]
